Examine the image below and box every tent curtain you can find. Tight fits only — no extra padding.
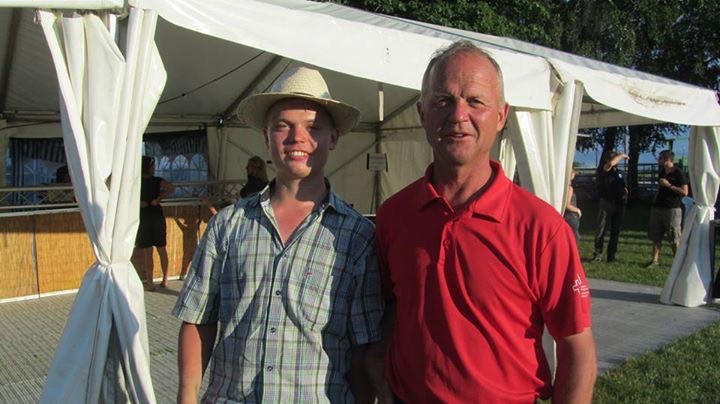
[38,8,166,403]
[660,126,720,307]
[508,81,584,212]
[491,130,517,178]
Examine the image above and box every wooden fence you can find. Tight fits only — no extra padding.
[0,205,211,301]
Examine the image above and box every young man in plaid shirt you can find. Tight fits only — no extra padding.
[173,66,383,403]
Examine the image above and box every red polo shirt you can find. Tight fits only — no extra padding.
[375,162,592,403]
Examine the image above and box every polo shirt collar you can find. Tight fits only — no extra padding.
[417,160,511,223]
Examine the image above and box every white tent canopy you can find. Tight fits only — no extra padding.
[1,0,719,400]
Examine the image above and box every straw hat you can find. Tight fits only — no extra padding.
[237,66,360,135]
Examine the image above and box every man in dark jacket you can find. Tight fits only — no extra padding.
[592,151,629,263]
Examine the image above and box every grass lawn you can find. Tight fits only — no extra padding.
[574,198,720,402]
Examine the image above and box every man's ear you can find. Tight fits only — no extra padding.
[496,102,510,132]
[416,101,424,123]
[328,129,340,151]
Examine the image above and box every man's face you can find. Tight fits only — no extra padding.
[263,98,339,182]
[417,52,509,169]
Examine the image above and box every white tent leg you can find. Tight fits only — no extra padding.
[660,126,720,306]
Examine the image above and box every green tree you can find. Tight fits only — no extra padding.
[335,0,563,47]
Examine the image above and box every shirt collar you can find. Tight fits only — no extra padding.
[253,178,349,216]
[416,160,512,223]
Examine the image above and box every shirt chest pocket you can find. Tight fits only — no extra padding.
[290,255,353,338]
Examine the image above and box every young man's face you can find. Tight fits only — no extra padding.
[657,154,672,167]
[263,98,339,182]
[417,51,509,170]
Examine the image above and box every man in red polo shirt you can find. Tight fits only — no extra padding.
[369,41,597,403]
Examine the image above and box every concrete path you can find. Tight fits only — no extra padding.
[1,278,719,403]
[590,279,720,373]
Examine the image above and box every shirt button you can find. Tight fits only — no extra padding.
[275,290,281,296]
[270,327,277,333]
[443,239,451,247]
[267,365,273,371]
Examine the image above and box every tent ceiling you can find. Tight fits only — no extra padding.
[152,17,420,131]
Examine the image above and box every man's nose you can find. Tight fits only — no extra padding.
[287,125,310,143]
[450,101,469,122]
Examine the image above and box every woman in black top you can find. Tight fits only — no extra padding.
[136,156,175,290]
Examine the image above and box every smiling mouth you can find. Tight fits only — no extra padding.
[287,151,309,157]
[439,132,471,140]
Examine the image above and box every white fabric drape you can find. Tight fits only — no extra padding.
[660,126,720,307]
[509,81,584,212]
[38,8,166,403]
[491,132,517,178]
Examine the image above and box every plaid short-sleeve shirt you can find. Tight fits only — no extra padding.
[173,184,383,403]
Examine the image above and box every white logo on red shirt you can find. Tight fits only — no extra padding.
[572,275,590,298]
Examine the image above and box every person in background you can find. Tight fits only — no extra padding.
[47,165,75,203]
[646,149,689,268]
[368,40,596,404]
[564,166,582,244]
[173,66,383,403]
[240,155,269,198]
[592,151,629,263]
[135,156,175,290]
[203,156,269,216]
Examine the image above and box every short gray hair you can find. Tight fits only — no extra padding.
[420,40,505,105]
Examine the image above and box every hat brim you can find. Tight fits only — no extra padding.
[238,92,360,135]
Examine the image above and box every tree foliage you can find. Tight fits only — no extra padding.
[336,0,563,48]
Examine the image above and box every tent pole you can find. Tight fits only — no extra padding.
[217,126,228,180]
[373,83,385,213]
[624,128,630,193]
[373,128,382,213]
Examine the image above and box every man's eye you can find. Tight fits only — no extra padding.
[435,98,449,107]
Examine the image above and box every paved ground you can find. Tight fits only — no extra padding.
[1,278,719,403]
